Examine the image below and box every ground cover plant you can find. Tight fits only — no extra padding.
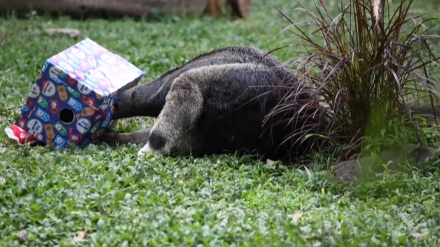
[0,0,440,246]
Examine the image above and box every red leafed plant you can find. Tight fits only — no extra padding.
[268,0,440,159]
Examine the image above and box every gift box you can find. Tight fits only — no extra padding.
[14,38,144,148]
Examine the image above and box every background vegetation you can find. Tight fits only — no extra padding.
[0,0,440,246]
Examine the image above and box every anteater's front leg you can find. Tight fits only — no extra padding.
[138,72,204,156]
[100,127,151,146]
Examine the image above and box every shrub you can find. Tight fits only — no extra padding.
[270,0,440,159]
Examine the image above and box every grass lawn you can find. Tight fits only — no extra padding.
[1,0,440,246]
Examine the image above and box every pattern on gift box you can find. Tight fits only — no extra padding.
[15,38,144,149]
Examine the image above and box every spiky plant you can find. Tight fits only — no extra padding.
[270,0,440,159]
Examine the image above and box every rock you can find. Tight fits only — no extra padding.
[333,144,437,182]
